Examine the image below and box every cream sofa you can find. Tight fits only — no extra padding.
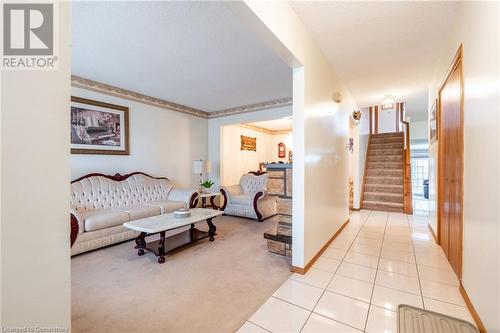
[220,173,277,222]
[70,172,198,255]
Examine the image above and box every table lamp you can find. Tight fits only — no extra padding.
[192,160,211,190]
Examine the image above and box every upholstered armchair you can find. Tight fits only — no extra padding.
[220,173,277,222]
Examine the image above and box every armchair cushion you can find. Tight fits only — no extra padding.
[117,204,161,220]
[230,194,252,205]
[84,209,130,232]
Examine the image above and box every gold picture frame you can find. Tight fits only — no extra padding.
[430,98,438,143]
[240,135,256,151]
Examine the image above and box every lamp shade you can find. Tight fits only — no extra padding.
[192,160,211,174]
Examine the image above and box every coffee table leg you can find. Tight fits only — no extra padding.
[207,218,216,241]
[158,231,166,264]
[135,232,147,256]
[189,223,195,242]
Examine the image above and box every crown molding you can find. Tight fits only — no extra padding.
[209,97,293,119]
[239,124,291,135]
[71,75,208,118]
[71,75,292,119]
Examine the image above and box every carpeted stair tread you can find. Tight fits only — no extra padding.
[362,131,406,212]
[362,200,404,212]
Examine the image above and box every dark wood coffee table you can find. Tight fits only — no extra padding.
[123,208,223,263]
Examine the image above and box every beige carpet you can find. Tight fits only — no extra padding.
[71,215,291,333]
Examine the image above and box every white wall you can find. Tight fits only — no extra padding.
[410,120,428,141]
[0,2,71,329]
[226,1,357,268]
[351,108,371,209]
[71,87,208,188]
[221,125,288,185]
[270,133,292,164]
[349,125,359,208]
[208,105,292,187]
[427,2,499,331]
[377,107,397,133]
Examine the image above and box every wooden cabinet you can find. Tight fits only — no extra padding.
[438,48,463,279]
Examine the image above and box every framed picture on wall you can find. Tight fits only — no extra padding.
[71,96,129,155]
[240,135,256,151]
[278,142,286,158]
[430,99,438,143]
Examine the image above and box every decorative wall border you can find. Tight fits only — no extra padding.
[239,123,291,135]
[71,75,292,119]
[209,97,293,118]
[71,75,207,118]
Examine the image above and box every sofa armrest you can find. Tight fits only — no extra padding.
[219,184,243,209]
[251,190,266,221]
[71,209,84,235]
[251,189,268,199]
[252,190,277,222]
[70,214,79,247]
[169,188,198,207]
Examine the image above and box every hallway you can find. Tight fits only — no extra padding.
[239,210,473,332]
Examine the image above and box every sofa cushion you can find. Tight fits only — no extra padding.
[83,209,130,232]
[230,194,252,205]
[145,200,186,214]
[118,204,161,220]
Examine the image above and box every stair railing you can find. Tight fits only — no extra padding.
[399,102,413,214]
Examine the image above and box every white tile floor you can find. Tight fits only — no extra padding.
[238,210,475,333]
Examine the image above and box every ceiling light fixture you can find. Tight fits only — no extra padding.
[333,92,342,103]
[382,94,395,110]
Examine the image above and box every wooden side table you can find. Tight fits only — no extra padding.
[199,192,221,210]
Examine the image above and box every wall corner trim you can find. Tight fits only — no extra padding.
[290,218,350,275]
[428,223,439,244]
[459,283,487,333]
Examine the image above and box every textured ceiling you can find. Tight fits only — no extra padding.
[290,1,459,118]
[72,1,292,112]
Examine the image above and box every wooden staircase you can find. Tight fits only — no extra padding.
[362,132,405,212]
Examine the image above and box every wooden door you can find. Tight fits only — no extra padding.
[438,48,463,278]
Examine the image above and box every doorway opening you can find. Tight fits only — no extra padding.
[411,140,430,215]
[220,117,293,185]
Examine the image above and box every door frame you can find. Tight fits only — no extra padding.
[437,44,464,278]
